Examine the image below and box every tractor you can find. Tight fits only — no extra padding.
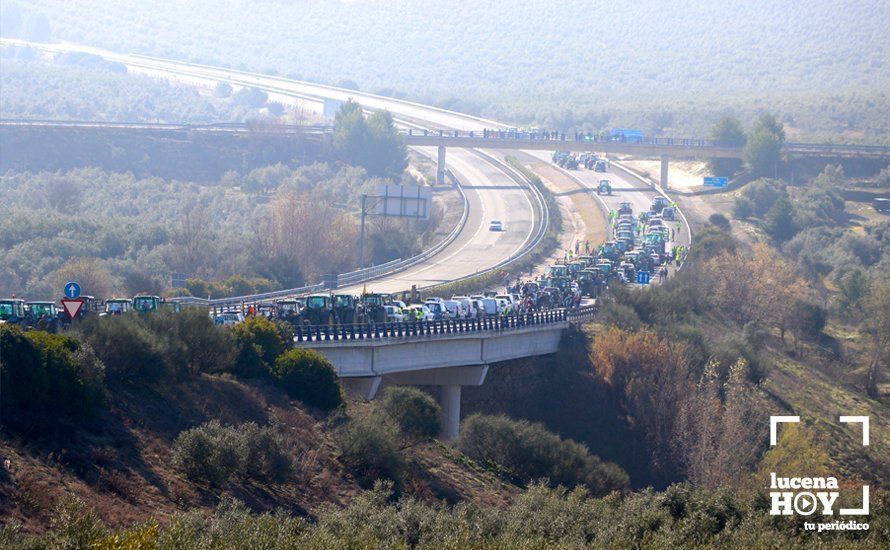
[26,301,60,331]
[361,293,389,324]
[0,298,26,326]
[133,295,162,312]
[275,299,303,324]
[104,298,132,315]
[301,294,333,326]
[597,179,612,195]
[618,201,633,216]
[332,294,359,324]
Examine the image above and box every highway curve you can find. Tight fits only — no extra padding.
[1,39,539,296]
[2,38,688,295]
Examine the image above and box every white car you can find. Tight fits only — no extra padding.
[384,305,406,322]
[406,304,433,321]
[215,312,245,326]
[424,300,449,320]
[481,297,500,316]
[489,220,504,231]
[443,299,463,319]
[451,296,477,318]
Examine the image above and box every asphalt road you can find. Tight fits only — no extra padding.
[3,39,687,295]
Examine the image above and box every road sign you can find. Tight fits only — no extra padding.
[61,298,84,320]
[374,184,431,219]
[64,281,81,299]
[637,271,651,285]
[703,177,729,188]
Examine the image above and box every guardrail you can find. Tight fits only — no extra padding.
[292,306,604,343]
[173,168,469,311]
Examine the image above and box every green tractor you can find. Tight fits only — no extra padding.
[361,293,389,324]
[597,179,612,195]
[0,298,26,325]
[332,294,358,324]
[275,298,303,324]
[133,295,162,313]
[104,298,132,315]
[301,294,333,326]
[26,301,60,331]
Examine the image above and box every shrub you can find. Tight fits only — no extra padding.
[173,420,246,486]
[707,213,730,230]
[731,196,754,219]
[80,314,184,384]
[333,417,403,487]
[0,325,104,430]
[232,316,287,377]
[241,422,293,483]
[458,414,628,495]
[375,387,441,441]
[272,349,343,411]
[600,303,642,331]
[172,420,292,486]
[146,309,236,374]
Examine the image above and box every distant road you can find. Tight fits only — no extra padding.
[2,39,543,298]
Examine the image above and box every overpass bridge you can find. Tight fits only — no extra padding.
[296,307,596,439]
[5,119,888,189]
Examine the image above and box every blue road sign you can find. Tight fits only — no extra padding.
[636,271,651,285]
[703,177,729,187]
[64,281,81,299]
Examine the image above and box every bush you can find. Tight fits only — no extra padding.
[172,420,292,486]
[272,349,343,411]
[0,325,104,430]
[707,213,730,230]
[458,414,628,495]
[375,387,441,441]
[231,316,287,377]
[241,422,293,483]
[80,314,185,384]
[173,420,246,486]
[600,302,642,331]
[333,417,403,487]
[146,310,236,374]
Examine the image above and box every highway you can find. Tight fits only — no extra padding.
[1,39,685,297]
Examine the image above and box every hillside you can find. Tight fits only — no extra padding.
[3,0,889,141]
[0,372,520,533]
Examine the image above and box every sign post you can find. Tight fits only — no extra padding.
[64,281,81,299]
[636,271,651,285]
[703,177,729,188]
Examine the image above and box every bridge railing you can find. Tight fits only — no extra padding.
[294,304,598,344]
[295,308,571,343]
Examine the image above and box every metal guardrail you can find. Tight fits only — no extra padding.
[295,305,598,343]
[173,168,469,311]
[295,308,568,343]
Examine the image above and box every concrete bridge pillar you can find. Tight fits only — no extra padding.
[382,364,489,440]
[660,155,669,189]
[440,384,462,441]
[437,145,446,186]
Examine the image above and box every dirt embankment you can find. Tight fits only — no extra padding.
[0,375,519,534]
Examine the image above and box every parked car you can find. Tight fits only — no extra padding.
[215,312,245,326]
[443,299,463,319]
[406,304,433,321]
[424,300,448,320]
[451,296,477,318]
[384,304,406,322]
